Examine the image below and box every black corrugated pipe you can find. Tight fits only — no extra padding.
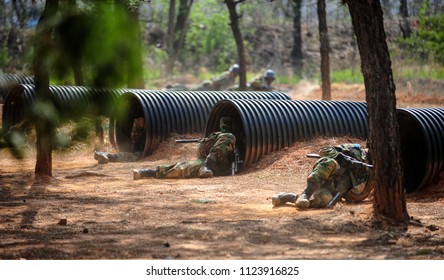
[2,84,125,131]
[398,108,444,192]
[0,74,34,102]
[112,90,291,156]
[204,99,368,169]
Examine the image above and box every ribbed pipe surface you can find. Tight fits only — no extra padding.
[0,74,34,101]
[112,90,291,155]
[204,99,368,168]
[2,84,124,130]
[398,107,444,192]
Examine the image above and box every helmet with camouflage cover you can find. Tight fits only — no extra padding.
[219,117,234,133]
[318,146,339,158]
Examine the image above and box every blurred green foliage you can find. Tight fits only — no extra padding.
[397,1,444,67]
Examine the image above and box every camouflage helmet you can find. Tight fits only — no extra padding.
[264,69,276,79]
[229,64,240,75]
[219,117,234,133]
[318,146,339,158]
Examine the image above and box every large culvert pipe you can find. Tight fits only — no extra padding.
[2,84,125,131]
[0,74,34,102]
[204,99,368,168]
[398,107,444,192]
[112,90,291,156]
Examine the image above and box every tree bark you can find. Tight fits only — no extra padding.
[33,0,59,177]
[317,0,331,100]
[173,0,193,61]
[291,0,303,75]
[344,0,409,225]
[225,0,247,90]
[166,0,177,76]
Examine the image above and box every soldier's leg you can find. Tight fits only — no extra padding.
[296,158,337,209]
[310,188,334,208]
[108,152,142,163]
[158,159,203,179]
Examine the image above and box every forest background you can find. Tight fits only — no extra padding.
[1,0,444,91]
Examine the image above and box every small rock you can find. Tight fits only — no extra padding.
[57,219,67,226]
[82,228,89,234]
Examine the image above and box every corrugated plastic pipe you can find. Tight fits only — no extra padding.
[112,90,291,156]
[204,99,368,169]
[398,108,444,192]
[0,74,34,101]
[2,84,125,130]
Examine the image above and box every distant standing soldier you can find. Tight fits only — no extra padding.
[210,64,239,91]
[249,69,276,91]
[94,117,146,164]
[133,117,236,179]
[272,143,371,209]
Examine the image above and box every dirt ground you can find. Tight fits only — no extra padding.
[1,81,444,260]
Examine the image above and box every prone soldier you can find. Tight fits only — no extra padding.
[272,143,372,209]
[133,117,237,179]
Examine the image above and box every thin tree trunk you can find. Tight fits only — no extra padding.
[291,0,303,75]
[173,0,193,62]
[166,0,176,76]
[317,0,331,100]
[226,0,246,90]
[344,0,409,226]
[33,0,59,177]
[399,0,411,38]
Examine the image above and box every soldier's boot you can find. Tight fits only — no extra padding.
[198,166,213,178]
[198,154,216,178]
[133,168,157,180]
[94,151,109,164]
[271,192,298,206]
[295,182,317,209]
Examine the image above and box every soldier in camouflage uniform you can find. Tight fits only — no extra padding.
[210,64,239,91]
[94,117,146,164]
[272,143,370,209]
[133,117,236,179]
[249,69,276,91]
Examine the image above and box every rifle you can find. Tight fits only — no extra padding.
[306,152,373,168]
[175,138,202,143]
[231,147,243,176]
[306,151,373,208]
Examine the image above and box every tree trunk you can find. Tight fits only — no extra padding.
[126,3,144,88]
[173,0,193,62]
[344,0,409,225]
[399,0,411,38]
[166,0,176,76]
[291,0,303,75]
[226,0,247,90]
[317,0,331,100]
[33,0,59,177]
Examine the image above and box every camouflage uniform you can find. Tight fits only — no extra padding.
[249,69,275,91]
[299,144,369,208]
[191,80,212,91]
[210,64,239,91]
[94,118,146,164]
[133,117,236,179]
[163,83,189,91]
[272,144,369,208]
[155,132,235,178]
